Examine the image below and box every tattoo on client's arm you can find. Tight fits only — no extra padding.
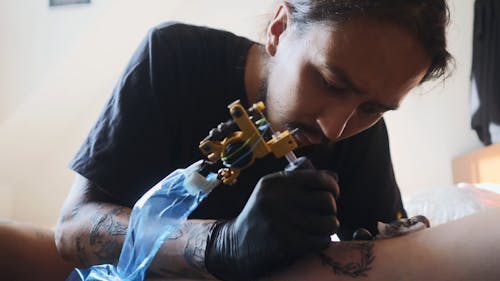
[318,241,375,278]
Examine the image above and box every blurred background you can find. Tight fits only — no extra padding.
[0,0,483,227]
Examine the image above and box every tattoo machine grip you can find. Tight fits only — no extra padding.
[285,156,315,171]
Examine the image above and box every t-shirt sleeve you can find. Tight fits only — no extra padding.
[333,119,407,240]
[69,24,179,207]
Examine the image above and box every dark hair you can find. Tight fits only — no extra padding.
[284,0,453,82]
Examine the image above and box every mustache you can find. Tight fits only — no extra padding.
[285,121,330,144]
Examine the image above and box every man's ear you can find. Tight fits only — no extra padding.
[265,4,290,56]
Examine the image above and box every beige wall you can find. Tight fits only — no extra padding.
[384,0,483,196]
[0,0,274,226]
[0,0,481,226]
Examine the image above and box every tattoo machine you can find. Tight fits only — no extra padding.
[66,100,309,281]
[198,99,314,184]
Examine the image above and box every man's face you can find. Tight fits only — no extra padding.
[262,10,431,146]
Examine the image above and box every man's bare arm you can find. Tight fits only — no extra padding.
[147,220,217,280]
[55,175,130,267]
[54,174,216,279]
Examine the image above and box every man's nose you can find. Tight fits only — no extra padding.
[316,105,357,141]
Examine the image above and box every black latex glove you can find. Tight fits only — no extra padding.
[352,227,374,240]
[205,169,340,281]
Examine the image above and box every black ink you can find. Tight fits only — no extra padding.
[89,208,127,245]
[76,237,90,267]
[89,214,107,245]
[60,198,91,223]
[318,242,375,278]
[71,199,90,220]
[167,224,185,241]
[184,222,212,273]
[93,239,122,263]
[88,207,128,264]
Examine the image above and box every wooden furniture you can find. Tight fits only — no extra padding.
[452,143,500,183]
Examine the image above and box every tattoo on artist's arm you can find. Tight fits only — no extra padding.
[318,241,375,278]
[184,221,213,272]
[76,236,91,267]
[75,206,128,265]
[147,221,214,279]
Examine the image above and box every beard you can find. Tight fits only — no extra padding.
[257,67,329,145]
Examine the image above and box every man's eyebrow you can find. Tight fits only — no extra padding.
[323,64,399,111]
[324,64,367,96]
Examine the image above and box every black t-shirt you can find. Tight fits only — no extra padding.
[70,22,406,240]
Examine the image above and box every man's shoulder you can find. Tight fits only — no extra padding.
[143,21,253,69]
[152,21,211,35]
[150,21,248,44]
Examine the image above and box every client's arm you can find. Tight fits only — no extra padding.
[0,221,76,281]
[263,208,500,281]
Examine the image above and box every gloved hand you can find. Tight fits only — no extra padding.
[205,169,340,281]
[376,215,430,239]
[351,215,431,241]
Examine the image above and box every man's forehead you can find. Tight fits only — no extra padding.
[306,19,430,92]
